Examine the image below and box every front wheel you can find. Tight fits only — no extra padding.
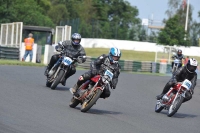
[51,70,65,90]
[80,89,102,112]
[172,66,177,74]
[167,95,184,117]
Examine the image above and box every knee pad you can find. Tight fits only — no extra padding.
[185,92,192,100]
[100,91,111,98]
[100,86,111,98]
[104,91,111,97]
[52,55,58,61]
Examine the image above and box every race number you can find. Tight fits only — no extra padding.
[104,69,114,80]
[181,79,192,90]
[63,57,73,65]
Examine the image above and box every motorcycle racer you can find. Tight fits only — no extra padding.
[157,58,198,103]
[171,49,185,69]
[70,47,121,98]
[44,33,86,86]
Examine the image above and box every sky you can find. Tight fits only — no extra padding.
[127,0,200,22]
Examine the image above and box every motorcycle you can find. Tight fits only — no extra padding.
[172,58,182,74]
[155,79,192,117]
[69,69,114,112]
[46,52,85,90]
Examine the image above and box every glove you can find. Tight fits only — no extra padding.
[77,56,83,63]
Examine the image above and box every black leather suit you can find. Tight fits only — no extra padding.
[161,66,197,102]
[47,40,86,79]
[76,54,121,98]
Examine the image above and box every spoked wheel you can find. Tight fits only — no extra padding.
[167,95,184,117]
[80,89,102,112]
[155,101,164,113]
[51,70,64,90]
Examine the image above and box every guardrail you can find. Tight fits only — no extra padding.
[0,46,20,60]
[78,56,170,73]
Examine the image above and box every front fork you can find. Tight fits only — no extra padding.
[59,65,70,82]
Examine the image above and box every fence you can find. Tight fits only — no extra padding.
[0,22,23,47]
[0,46,20,60]
[77,57,170,73]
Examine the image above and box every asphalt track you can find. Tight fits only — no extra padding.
[0,65,200,133]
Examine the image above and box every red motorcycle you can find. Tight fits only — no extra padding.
[155,79,192,117]
[69,69,113,112]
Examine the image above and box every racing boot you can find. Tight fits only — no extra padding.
[44,65,50,76]
[156,84,171,100]
[156,94,164,100]
[61,73,72,86]
[69,83,79,94]
[61,79,66,86]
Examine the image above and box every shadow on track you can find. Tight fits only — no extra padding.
[70,107,122,115]
[55,86,70,91]
[159,112,197,118]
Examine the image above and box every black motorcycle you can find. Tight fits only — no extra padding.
[46,52,85,90]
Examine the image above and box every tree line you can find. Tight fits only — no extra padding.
[0,0,199,46]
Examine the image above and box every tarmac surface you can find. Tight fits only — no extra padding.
[0,66,200,133]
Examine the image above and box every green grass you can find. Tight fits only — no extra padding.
[0,59,45,67]
[1,48,200,67]
[85,48,200,62]
[85,48,156,61]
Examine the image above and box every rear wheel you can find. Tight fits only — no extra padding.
[80,89,102,112]
[167,95,184,117]
[51,70,64,90]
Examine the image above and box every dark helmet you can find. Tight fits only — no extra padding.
[177,49,182,56]
[108,47,121,63]
[71,33,81,46]
[186,58,198,73]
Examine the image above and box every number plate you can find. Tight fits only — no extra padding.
[181,79,192,90]
[174,59,181,63]
[63,57,73,65]
[104,69,113,80]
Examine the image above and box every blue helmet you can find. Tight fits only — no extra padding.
[108,47,121,63]
[71,33,81,46]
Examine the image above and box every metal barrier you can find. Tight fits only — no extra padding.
[0,46,20,60]
[78,57,166,73]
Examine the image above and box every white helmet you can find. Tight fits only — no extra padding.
[186,58,198,73]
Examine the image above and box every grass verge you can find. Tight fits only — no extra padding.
[0,59,170,76]
[0,59,45,67]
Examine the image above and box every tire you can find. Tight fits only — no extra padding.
[51,70,64,90]
[80,89,102,112]
[167,95,184,117]
[46,81,52,87]
[155,101,164,113]
[172,66,176,74]
[69,97,80,108]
